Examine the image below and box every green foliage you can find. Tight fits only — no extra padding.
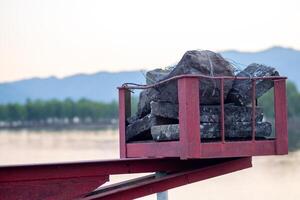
[259,81,300,118]
[0,103,26,121]
[131,95,139,114]
[0,98,119,122]
[259,81,300,151]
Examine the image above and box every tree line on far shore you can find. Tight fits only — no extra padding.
[0,81,300,123]
[0,98,119,125]
[259,81,300,118]
[259,81,300,151]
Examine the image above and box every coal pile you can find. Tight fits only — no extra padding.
[126,50,279,142]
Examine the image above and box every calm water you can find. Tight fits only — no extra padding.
[0,129,299,200]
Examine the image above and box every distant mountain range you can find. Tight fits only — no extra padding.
[220,46,299,87]
[0,46,299,104]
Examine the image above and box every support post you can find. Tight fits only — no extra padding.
[178,77,201,159]
[274,79,288,154]
[118,88,131,158]
[251,79,256,141]
[220,78,225,142]
[156,172,168,200]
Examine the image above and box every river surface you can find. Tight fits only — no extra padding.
[0,129,299,200]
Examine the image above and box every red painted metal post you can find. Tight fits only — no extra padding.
[251,79,256,141]
[118,88,131,158]
[220,78,225,142]
[274,79,288,154]
[178,77,201,159]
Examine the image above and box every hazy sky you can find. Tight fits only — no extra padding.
[1,0,300,82]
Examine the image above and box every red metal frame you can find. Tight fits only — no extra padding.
[119,75,288,159]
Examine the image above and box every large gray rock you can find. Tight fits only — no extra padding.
[146,68,172,85]
[126,114,177,142]
[127,101,264,142]
[227,63,279,106]
[137,88,160,118]
[137,50,235,118]
[151,122,272,141]
[150,101,263,123]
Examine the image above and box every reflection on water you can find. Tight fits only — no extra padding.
[0,129,299,200]
[0,129,119,164]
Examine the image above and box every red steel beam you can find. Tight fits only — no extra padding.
[1,158,237,199]
[1,176,108,200]
[0,158,251,200]
[0,158,221,183]
[81,157,252,200]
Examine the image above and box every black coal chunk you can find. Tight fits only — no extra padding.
[227,63,279,106]
[126,101,264,141]
[146,68,172,85]
[150,101,263,123]
[126,114,177,142]
[151,122,272,141]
